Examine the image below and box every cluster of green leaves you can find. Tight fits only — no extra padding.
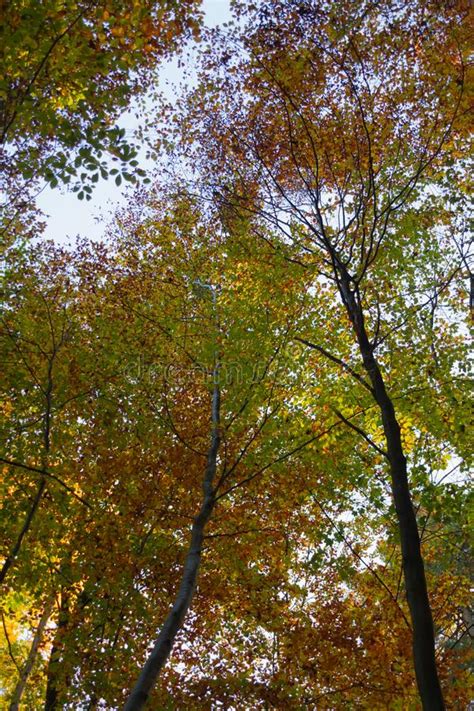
[0,0,202,245]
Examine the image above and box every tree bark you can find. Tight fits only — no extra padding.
[44,589,70,711]
[124,375,221,711]
[9,596,55,711]
[341,277,444,710]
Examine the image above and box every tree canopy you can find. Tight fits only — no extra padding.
[1,1,473,709]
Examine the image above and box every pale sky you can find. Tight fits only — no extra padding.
[36,0,230,246]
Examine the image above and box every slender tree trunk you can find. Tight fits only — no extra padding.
[341,278,444,710]
[124,374,221,711]
[9,596,55,711]
[44,589,70,711]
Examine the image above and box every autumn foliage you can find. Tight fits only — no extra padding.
[1,1,473,709]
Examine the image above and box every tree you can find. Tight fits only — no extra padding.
[172,0,472,706]
[1,190,317,707]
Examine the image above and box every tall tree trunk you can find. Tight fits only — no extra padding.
[44,589,70,711]
[9,596,55,711]
[341,277,444,710]
[124,373,221,711]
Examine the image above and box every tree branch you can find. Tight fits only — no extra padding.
[295,336,374,393]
